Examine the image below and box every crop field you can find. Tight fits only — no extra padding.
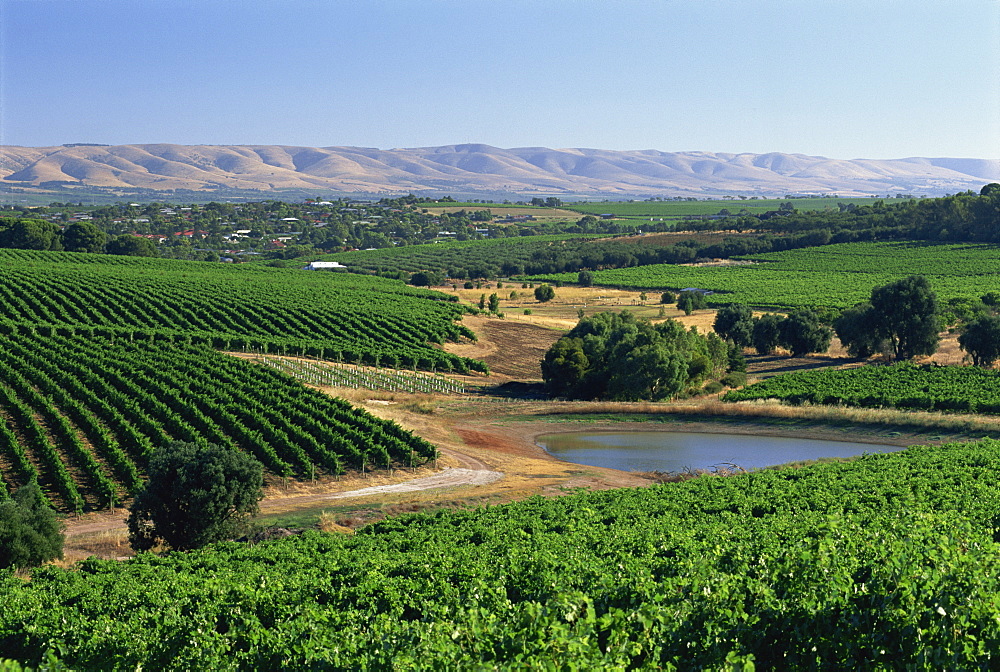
[533,241,1000,309]
[5,438,1000,668]
[566,197,884,219]
[0,332,437,512]
[0,249,484,372]
[723,362,1000,414]
[418,205,582,221]
[319,234,608,276]
[0,249,481,510]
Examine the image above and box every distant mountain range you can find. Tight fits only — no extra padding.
[2,143,998,198]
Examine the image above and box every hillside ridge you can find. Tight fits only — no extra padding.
[2,143,997,197]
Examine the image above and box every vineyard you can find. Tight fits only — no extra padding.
[250,355,467,394]
[0,332,437,512]
[0,250,479,511]
[534,241,1000,309]
[723,361,1000,414]
[565,196,881,219]
[5,438,1000,668]
[0,249,485,373]
[317,234,607,276]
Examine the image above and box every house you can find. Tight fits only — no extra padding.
[305,261,347,271]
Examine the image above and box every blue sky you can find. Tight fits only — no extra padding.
[2,0,998,159]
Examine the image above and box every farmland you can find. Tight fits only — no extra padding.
[0,249,490,512]
[723,362,1000,414]
[5,438,1000,667]
[534,241,1000,309]
[566,196,885,219]
[0,332,438,513]
[7,188,1000,669]
[0,249,483,372]
[317,234,609,277]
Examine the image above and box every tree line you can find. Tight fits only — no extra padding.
[0,218,157,256]
[715,274,1000,367]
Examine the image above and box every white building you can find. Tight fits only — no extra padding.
[304,261,348,271]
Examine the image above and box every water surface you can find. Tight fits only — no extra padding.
[537,431,902,473]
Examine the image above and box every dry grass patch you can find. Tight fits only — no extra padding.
[61,529,133,563]
[318,511,355,534]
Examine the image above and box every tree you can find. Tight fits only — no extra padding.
[713,303,754,347]
[409,270,442,287]
[577,270,594,287]
[660,291,675,305]
[834,303,887,358]
[677,290,707,315]
[0,219,62,250]
[534,284,555,302]
[540,337,589,397]
[0,480,64,570]
[869,275,940,360]
[478,294,486,310]
[62,221,107,253]
[751,314,783,355]
[541,311,737,401]
[488,293,500,313]
[959,314,1000,367]
[106,234,157,257]
[127,442,263,552]
[779,309,832,357]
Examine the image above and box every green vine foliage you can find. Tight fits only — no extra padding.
[7,440,1000,667]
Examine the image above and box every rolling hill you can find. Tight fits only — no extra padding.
[2,143,997,197]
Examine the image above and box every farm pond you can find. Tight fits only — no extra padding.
[536,431,902,473]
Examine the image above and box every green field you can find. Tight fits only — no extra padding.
[5,438,1000,668]
[318,234,609,276]
[533,241,1000,309]
[0,333,437,512]
[724,362,1000,414]
[0,249,485,511]
[565,197,887,219]
[0,249,482,371]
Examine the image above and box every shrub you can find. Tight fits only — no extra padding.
[0,480,64,570]
[128,442,263,552]
[720,371,748,388]
[534,284,555,302]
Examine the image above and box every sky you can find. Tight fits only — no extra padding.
[1,0,998,160]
